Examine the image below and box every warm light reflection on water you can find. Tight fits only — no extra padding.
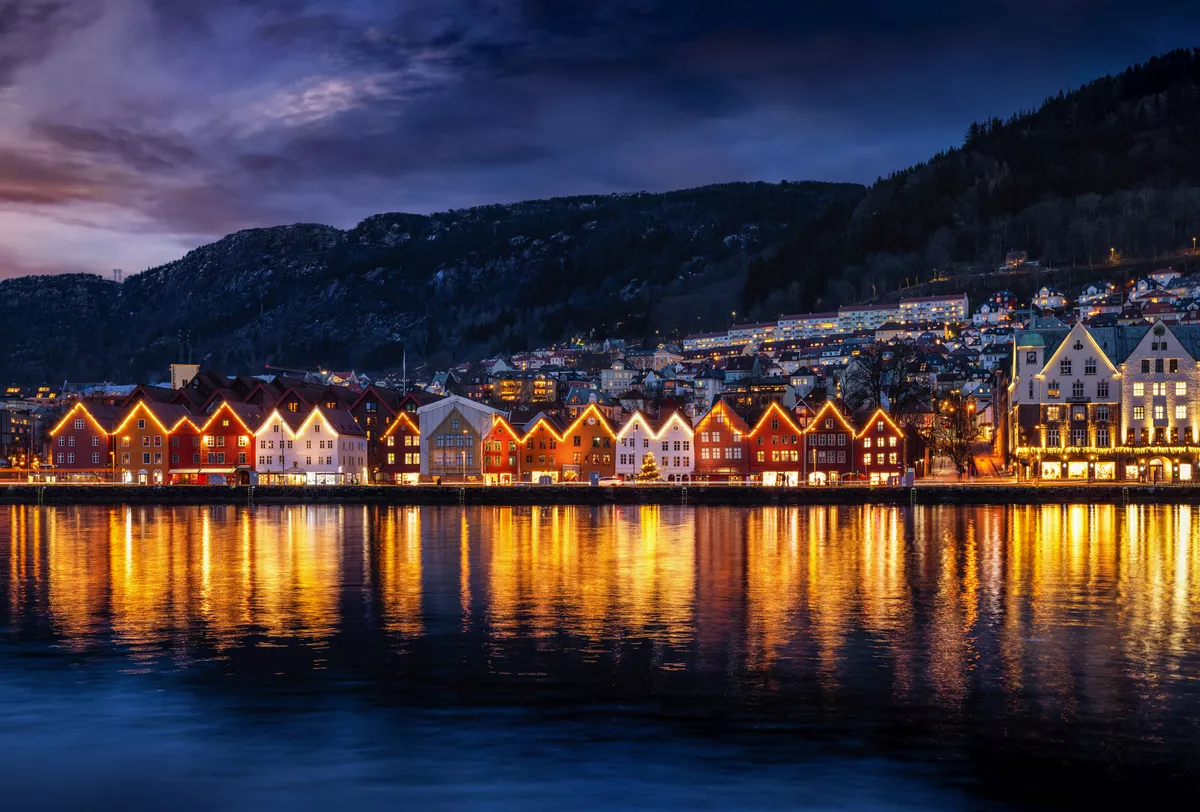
[4,501,1200,794]
[3,504,1200,681]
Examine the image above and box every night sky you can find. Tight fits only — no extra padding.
[1,1,1198,279]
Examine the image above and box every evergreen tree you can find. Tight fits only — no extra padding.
[637,451,663,482]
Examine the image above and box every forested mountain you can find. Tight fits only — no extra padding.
[743,48,1200,318]
[0,182,860,382]
[6,48,1200,384]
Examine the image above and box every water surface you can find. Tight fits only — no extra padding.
[2,504,1198,809]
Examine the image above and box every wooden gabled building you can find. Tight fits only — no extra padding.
[48,401,122,480]
[747,401,805,486]
[482,415,522,485]
[803,401,856,484]
[113,401,195,484]
[692,398,749,482]
[559,403,617,482]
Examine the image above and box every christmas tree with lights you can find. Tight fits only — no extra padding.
[637,451,663,482]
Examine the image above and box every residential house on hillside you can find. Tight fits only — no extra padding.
[1033,286,1067,310]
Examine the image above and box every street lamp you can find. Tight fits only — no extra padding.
[461,428,469,483]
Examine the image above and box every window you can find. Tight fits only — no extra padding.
[1176,405,1188,420]
[1028,380,1035,399]
[1096,406,1110,421]
[92,453,100,464]
[863,454,871,467]
[74,418,84,430]
[142,453,151,464]
[1156,359,1164,374]
[1072,381,1084,398]
[1047,428,1060,446]
[1142,359,1151,374]
[1097,428,1109,447]
[1170,359,1179,373]
[1072,429,1085,446]
[1046,406,1060,421]
[1097,381,1109,399]
[1154,405,1165,420]
[1134,406,1145,420]
[1177,382,1188,396]
[68,436,75,447]
[1153,382,1166,396]
[1084,359,1096,375]
[864,438,872,449]
[1047,381,1060,398]
[889,453,898,464]
[1133,382,1145,397]
[1060,359,1071,375]
[137,419,145,430]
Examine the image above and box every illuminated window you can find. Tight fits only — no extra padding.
[1176,405,1187,420]
[1134,406,1145,420]
[1133,382,1144,397]
[1177,382,1188,396]
[1154,405,1165,420]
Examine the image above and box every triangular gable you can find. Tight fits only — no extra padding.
[655,411,694,437]
[694,398,750,431]
[49,402,114,436]
[520,415,566,443]
[616,411,655,439]
[200,401,259,435]
[749,401,803,436]
[563,402,616,438]
[1039,321,1120,378]
[253,408,304,437]
[802,401,854,434]
[380,410,419,438]
[854,407,903,439]
[487,414,522,440]
[114,400,176,436]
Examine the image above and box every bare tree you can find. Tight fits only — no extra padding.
[841,341,931,413]
[932,392,985,473]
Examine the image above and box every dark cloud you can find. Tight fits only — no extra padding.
[2,0,1200,278]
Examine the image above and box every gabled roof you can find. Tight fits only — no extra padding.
[50,401,123,435]
[115,400,195,435]
[316,406,367,436]
[203,401,267,434]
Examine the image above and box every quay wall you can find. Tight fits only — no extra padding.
[2,483,1199,507]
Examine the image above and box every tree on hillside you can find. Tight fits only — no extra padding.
[637,451,663,483]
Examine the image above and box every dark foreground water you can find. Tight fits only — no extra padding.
[2,504,1198,810]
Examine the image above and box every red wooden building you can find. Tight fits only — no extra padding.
[47,401,121,480]
[803,402,856,484]
[521,414,568,482]
[693,398,750,482]
[747,401,805,486]
[854,408,908,485]
[482,415,522,484]
[378,410,421,484]
[169,401,263,484]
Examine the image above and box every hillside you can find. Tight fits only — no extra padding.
[0,181,861,383]
[742,48,1200,317]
